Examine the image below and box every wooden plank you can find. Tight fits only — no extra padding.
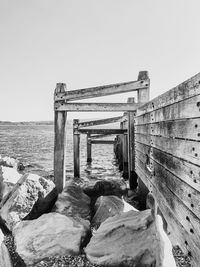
[90,134,116,139]
[55,102,140,112]
[54,83,67,193]
[136,149,200,219]
[135,94,200,125]
[78,128,127,135]
[78,116,125,128]
[73,119,80,178]
[122,133,128,179]
[136,156,200,247]
[137,72,200,116]
[54,79,149,101]
[135,142,200,192]
[90,140,115,144]
[135,133,200,166]
[136,165,200,265]
[135,118,200,141]
[137,71,150,103]
[87,134,92,162]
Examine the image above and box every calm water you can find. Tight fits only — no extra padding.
[0,123,122,183]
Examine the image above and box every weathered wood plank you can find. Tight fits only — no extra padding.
[54,83,67,193]
[137,71,150,103]
[55,102,140,112]
[54,79,149,101]
[90,134,115,139]
[135,133,200,166]
[135,142,200,191]
[136,165,200,265]
[90,140,115,144]
[87,134,92,162]
[78,116,126,128]
[137,72,200,116]
[135,118,200,141]
[78,128,127,135]
[73,119,80,177]
[135,94,200,125]
[136,149,200,219]
[136,157,200,249]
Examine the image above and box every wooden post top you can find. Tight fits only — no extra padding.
[55,83,66,94]
[138,71,149,81]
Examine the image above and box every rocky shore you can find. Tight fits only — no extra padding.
[0,155,188,266]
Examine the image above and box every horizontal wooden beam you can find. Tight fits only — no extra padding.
[90,140,115,144]
[78,115,126,128]
[55,80,149,101]
[55,102,140,112]
[90,134,116,139]
[78,128,127,134]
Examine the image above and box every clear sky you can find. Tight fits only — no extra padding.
[0,0,200,121]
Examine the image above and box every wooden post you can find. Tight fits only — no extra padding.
[127,97,138,189]
[137,71,150,203]
[122,132,128,179]
[87,134,92,162]
[54,83,67,193]
[73,119,80,177]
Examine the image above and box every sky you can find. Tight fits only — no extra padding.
[0,0,200,122]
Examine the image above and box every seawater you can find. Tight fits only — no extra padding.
[0,123,122,183]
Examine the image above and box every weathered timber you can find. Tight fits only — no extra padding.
[78,116,126,128]
[54,79,149,101]
[90,134,115,139]
[73,119,80,177]
[122,133,128,179]
[55,102,140,112]
[135,118,200,141]
[127,97,137,189]
[78,128,127,135]
[135,133,200,166]
[135,94,200,125]
[137,72,200,116]
[90,140,115,144]
[136,149,200,219]
[136,156,200,249]
[136,165,200,266]
[87,134,92,162]
[54,83,67,193]
[135,142,200,191]
[137,71,150,103]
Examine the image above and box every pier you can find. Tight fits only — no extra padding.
[54,71,200,266]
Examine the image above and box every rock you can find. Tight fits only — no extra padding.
[0,166,22,201]
[83,179,127,199]
[13,212,90,266]
[85,209,171,267]
[53,180,91,222]
[92,196,124,228]
[0,156,24,171]
[0,229,12,267]
[122,198,138,212]
[0,173,56,230]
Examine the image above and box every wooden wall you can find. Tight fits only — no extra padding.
[134,72,200,265]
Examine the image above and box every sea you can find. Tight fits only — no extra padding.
[0,122,122,183]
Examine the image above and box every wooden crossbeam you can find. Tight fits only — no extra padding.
[78,115,126,127]
[78,128,127,134]
[54,80,149,101]
[54,102,140,112]
[90,134,116,139]
[90,140,115,144]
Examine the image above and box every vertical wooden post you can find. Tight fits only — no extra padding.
[87,134,92,162]
[73,119,80,177]
[122,132,128,179]
[137,71,150,206]
[54,83,67,193]
[127,97,137,189]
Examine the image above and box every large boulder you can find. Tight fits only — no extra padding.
[53,181,91,222]
[0,166,22,201]
[85,209,175,267]
[83,179,127,199]
[92,196,124,228]
[0,173,56,230]
[0,229,12,267]
[0,155,24,171]
[13,212,90,266]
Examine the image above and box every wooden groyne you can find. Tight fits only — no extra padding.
[54,71,200,266]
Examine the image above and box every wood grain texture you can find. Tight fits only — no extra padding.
[90,140,115,144]
[78,116,125,128]
[135,94,200,125]
[78,128,127,134]
[55,102,140,112]
[137,72,200,116]
[54,79,149,101]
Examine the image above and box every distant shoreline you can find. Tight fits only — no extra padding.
[0,121,54,126]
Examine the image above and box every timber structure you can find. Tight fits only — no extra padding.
[54,71,200,266]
